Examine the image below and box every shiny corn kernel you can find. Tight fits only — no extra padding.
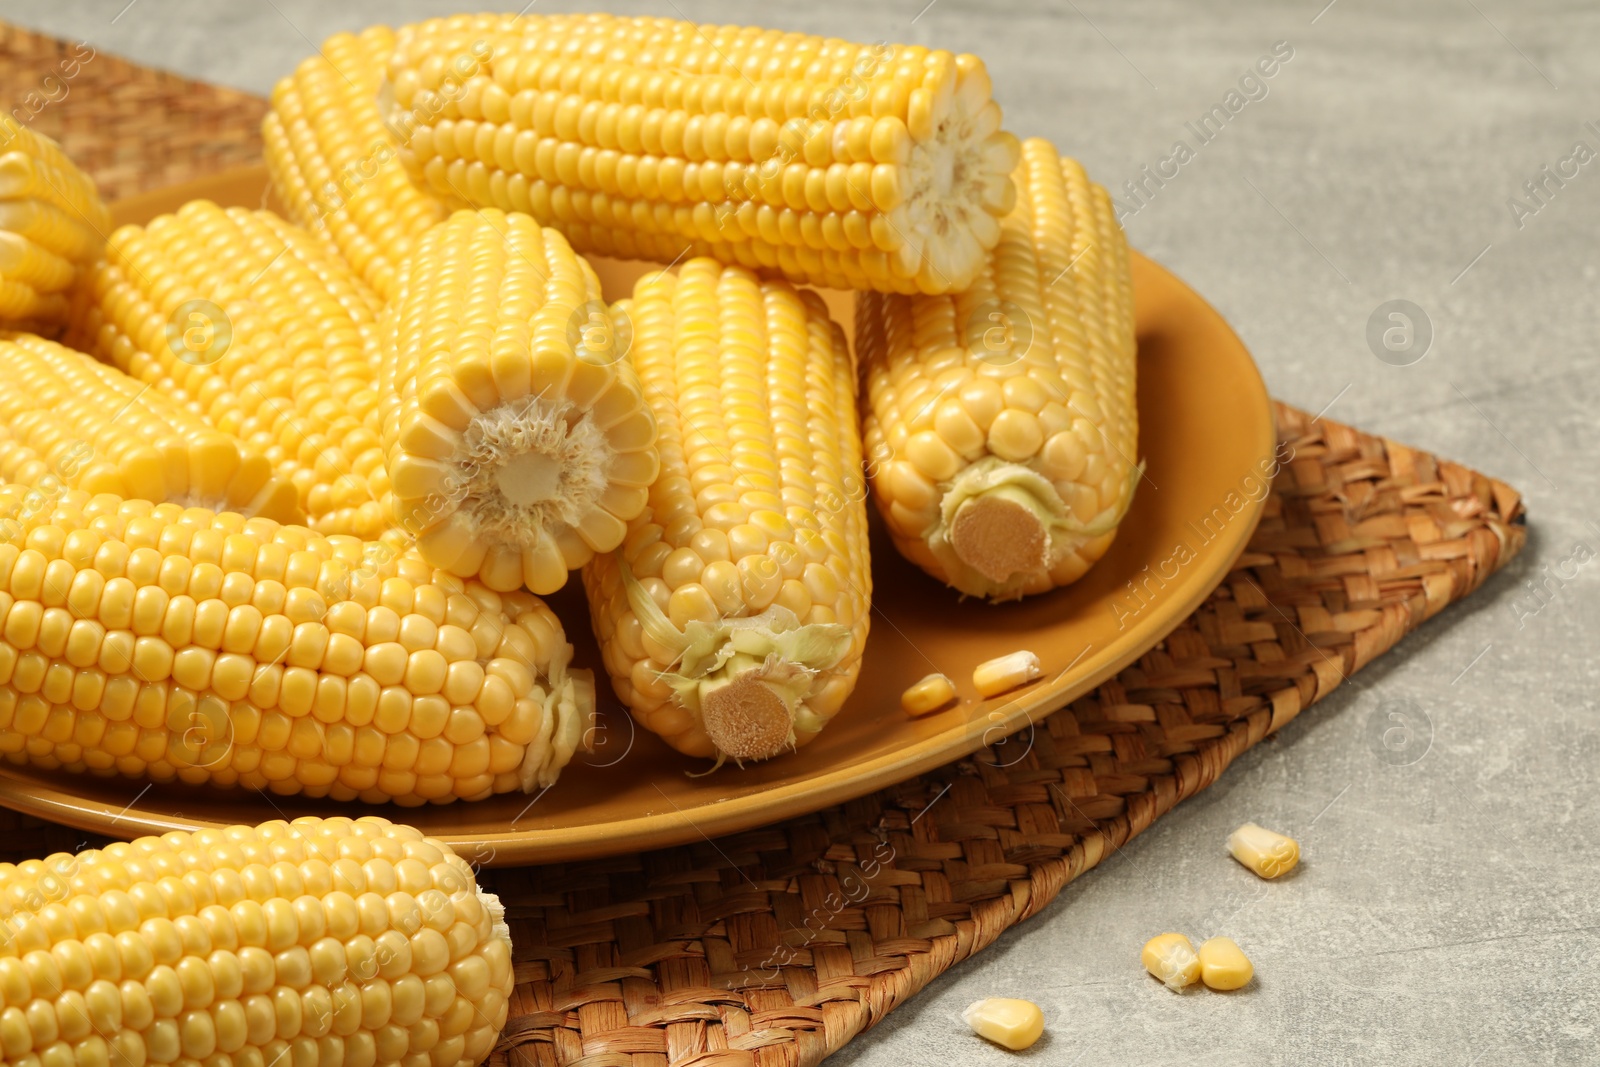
[1141,932,1200,991]
[962,997,1045,1051]
[972,650,1041,698]
[1227,822,1300,879]
[901,673,957,717]
[1197,936,1254,991]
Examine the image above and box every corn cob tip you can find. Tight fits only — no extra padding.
[621,566,852,763]
[931,454,1141,600]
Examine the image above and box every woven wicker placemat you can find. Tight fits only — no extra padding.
[0,23,1527,1067]
[0,21,267,201]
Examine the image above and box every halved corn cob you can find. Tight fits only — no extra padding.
[263,26,451,302]
[0,115,111,330]
[583,258,870,762]
[381,208,658,594]
[0,333,300,522]
[0,487,590,804]
[857,138,1138,600]
[385,13,1020,295]
[65,201,394,538]
[0,817,512,1067]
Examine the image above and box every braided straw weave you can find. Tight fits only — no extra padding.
[0,21,267,201]
[0,23,1526,1065]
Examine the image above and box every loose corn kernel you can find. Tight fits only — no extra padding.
[1197,936,1254,991]
[583,259,869,763]
[1141,932,1200,991]
[858,138,1138,600]
[962,997,1045,1051]
[1227,822,1300,879]
[901,672,957,716]
[972,650,1041,697]
[384,13,1020,294]
[0,818,512,1067]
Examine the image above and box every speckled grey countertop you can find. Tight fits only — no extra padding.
[2,1,1594,1063]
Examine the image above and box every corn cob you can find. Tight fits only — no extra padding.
[0,333,300,522]
[0,817,512,1067]
[381,209,658,595]
[384,13,1020,295]
[263,26,450,302]
[0,487,591,804]
[857,138,1138,600]
[583,258,869,762]
[65,201,394,538]
[0,116,111,330]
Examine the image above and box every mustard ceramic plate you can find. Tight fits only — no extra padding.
[0,167,1275,864]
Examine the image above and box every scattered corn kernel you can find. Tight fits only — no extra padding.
[1197,936,1254,991]
[962,997,1045,1051]
[902,672,958,716]
[973,649,1042,697]
[1141,932,1201,991]
[1227,821,1300,879]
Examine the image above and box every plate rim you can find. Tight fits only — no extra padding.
[0,169,1275,863]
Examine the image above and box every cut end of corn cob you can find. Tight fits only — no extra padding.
[385,14,1019,294]
[384,210,659,595]
[859,137,1139,599]
[583,259,870,762]
[622,567,852,762]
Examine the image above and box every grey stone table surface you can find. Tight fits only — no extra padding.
[1,0,1594,1063]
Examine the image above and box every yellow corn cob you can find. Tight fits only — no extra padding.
[382,209,659,594]
[0,817,513,1067]
[0,333,301,522]
[857,138,1138,600]
[65,201,394,538]
[0,116,111,328]
[385,13,1020,295]
[263,26,450,302]
[583,258,870,762]
[0,487,591,804]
